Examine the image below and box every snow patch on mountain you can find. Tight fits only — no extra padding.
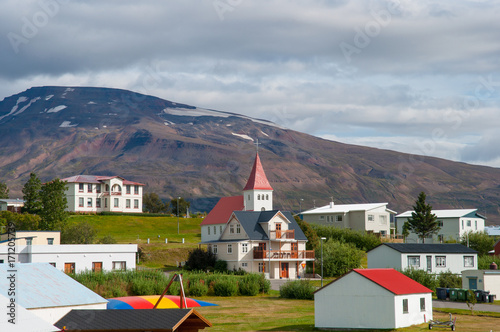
[45,95,54,101]
[59,121,78,128]
[232,133,254,141]
[61,87,75,98]
[47,105,67,113]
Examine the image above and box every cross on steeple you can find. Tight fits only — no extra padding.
[254,139,261,153]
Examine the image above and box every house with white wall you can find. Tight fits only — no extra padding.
[367,243,478,274]
[314,268,432,330]
[301,202,396,237]
[0,230,60,246]
[0,263,107,325]
[462,269,500,295]
[396,209,486,243]
[61,175,144,213]
[201,153,314,279]
[0,198,24,213]
[0,242,137,273]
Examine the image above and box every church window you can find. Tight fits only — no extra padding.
[208,227,210,235]
[266,194,269,200]
[248,195,250,200]
[261,207,265,211]
[257,194,260,200]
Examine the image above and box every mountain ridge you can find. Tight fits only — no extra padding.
[1,86,499,224]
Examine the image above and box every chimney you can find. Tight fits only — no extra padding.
[329,197,334,208]
[490,262,498,270]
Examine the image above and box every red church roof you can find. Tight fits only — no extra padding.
[200,196,245,226]
[243,153,273,191]
[354,269,432,295]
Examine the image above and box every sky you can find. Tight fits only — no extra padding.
[1,0,500,167]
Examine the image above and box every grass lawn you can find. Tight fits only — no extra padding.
[194,295,500,331]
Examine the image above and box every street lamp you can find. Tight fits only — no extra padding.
[321,237,326,287]
[299,198,304,214]
[177,196,181,235]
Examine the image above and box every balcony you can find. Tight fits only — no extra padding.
[269,230,295,240]
[253,249,315,260]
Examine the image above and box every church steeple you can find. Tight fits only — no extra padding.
[243,152,273,211]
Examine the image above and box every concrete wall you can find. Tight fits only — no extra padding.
[393,293,432,329]
[462,270,500,296]
[243,189,273,211]
[367,245,403,270]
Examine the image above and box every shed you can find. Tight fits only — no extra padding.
[462,269,500,296]
[55,308,212,332]
[0,263,107,324]
[314,268,432,330]
[367,243,478,274]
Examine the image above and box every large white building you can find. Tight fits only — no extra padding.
[301,202,396,237]
[61,175,144,213]
[396,209,486,243]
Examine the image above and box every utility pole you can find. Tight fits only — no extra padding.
[177,196,181,235]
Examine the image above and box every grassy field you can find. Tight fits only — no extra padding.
[193,294,500,331]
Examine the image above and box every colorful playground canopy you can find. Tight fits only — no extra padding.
[107,295,218,309]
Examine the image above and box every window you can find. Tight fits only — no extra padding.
[257,194,260,200]
[26,238,32,245]
[438,220,443,227]
[420,298,426,311]
[126,199,131,208]
[438,234,444,243]
[134,185,139,194]
[105,184,109,192]
[96,184,101,193]
[79,183,84,192]
[92,262,103,273]
[47,238,54,245]
[402,299,408,314]
[230,225,235,234]
[134,199,139,209]
[96,198,101,208]
[227,244,232,254]
[467,220,471,227]
[436,256,446,267]
[236,224,241,234]
[112,184,122,193]
[126,185,131,194]
[220,226,223,234]
[87,197,92,208]
[464,256,474,268]
[114,198,119,208]
[266,194,269,200]
[248,194,250,200]
[335,215,343,222]
[64,263,75,274]
[104,198,108,208]
[259,262,264,272]
[112,261,126,271]
[319,216,325,220]
[379,215,387,225]
[213,245,218,254]
[214,226,216,235]
[88,183,92,192]
[368,214,374,222]
[241,262,248,267]
[208,227,210,235]
[408,256,420,267]
[242,243,248,253]
[79,197,84,207]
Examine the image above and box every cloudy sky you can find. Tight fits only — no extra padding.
[2,0,500,167]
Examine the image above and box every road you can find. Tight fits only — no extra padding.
[433,299,500,313]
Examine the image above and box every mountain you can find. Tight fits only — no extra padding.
[1,86,500,223]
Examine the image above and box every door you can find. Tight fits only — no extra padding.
[276,223,282,239]
[426,256,432,272]
[291,243,298,259]
[281,262,289,278]
[64,263,75,274]
[92,262,103,273]
[469,278,477,290]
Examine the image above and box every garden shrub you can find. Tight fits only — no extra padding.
[437,270,462,288]
[478,255,500,269]
[188,281,209,297]
[184,248,217,271]
[214,259,228,272]
[213,278,238,296]
[279,280,314,300]
[401,267,437,292]
[239,274,261,296]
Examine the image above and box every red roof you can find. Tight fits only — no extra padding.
[243,153,273,191]
[200,196,245,226]
[354,269,432,295]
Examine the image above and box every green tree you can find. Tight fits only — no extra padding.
[22,173,42,214]
[184,248,216,271]
[170,197,190,216]
[406,192,439,243]
[317,239,364,277]
[97,235,117,244]
[0,211,40,231]
[296,218,319,251]
[461,231,494,256]
[143,193,168,213]
[39,178,68,230]
[61,221,97,244]
[0,182,9,199]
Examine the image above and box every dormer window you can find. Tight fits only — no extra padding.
[236,224,241,234]
[230,225,235,234]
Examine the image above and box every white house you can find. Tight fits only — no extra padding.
[301,202,396,237]
[314,268,433,330]
[367,243,478,275]
[0,263,107,325]
[0,230,60,246]
[0,198,24,213]
[61,175,144,213]
[396,209,486,243]
[462,269,500,295]
[0,242,137,273]
[201,153,314,279]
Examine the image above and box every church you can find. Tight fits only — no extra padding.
[200,153,314,279]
